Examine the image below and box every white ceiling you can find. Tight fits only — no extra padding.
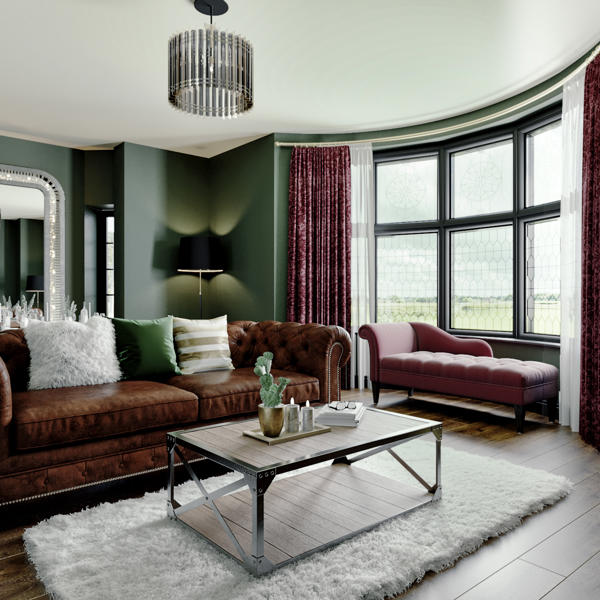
[0,184,44,220]
[0,0,599,158]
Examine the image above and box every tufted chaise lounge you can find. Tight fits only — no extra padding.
[0,320,351,503]
[359,322,558,433]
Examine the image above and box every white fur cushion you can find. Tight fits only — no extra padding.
[24,316,122,390]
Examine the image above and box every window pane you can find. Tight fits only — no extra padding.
[451,226,513,332]
[377,233,437,324]
[106,216,114,243]
[106,295,114,319]
[106,269,114,295]
[376,156,437,223]
[526,121,562,206]
[451,140,513,218]
[106,243,114,269]
[525,219,560,335]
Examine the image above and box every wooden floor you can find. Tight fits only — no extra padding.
[2,388,600,600]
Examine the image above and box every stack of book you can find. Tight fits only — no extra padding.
[316,401,366,427]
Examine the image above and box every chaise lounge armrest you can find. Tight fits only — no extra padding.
[228,320,351,404]
[409,322,493,356]
[0,357,12,460]
[359,322,492,382]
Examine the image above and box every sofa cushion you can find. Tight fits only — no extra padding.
[112,316,181,379]
[24,317,122,390]
[173,315,233,374]
[167,368,319,420]
[380,352,557,388]
[380,351,558,406]
[12,381,198,451]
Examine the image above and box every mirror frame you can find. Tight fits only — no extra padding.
[0,164,65,320]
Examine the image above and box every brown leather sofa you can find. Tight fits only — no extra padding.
[0,320,351,504]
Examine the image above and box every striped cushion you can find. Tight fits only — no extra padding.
[172,315,234,375]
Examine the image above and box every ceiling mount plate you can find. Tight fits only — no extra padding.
[194,0,229,17]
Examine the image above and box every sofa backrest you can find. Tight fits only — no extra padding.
[227,320,339,370]
[0,329,30,392]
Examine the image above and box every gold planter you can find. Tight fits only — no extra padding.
[258,404,284,438]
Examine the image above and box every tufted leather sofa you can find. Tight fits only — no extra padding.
[359,322,558,433]
[0,320,351,503]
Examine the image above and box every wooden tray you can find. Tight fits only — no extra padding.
[243,423,331,445]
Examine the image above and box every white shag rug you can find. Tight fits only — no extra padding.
[24,439,572,600]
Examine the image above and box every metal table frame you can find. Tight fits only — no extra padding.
[167,408,442,576]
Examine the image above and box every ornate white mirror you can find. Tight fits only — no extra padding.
[0,164,65,320]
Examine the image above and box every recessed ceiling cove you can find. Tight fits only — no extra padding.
[0,0,599,157]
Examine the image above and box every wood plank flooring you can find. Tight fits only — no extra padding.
[180,463,430,566]
[1,388,599,600]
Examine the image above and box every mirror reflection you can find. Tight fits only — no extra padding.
[0,183,44,310]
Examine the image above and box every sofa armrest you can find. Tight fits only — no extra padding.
[409,322,493,356]
[358,323,417,382]
[0,357,12,460]
[228,321,351,404]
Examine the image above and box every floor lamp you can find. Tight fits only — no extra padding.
[177,235,223,317]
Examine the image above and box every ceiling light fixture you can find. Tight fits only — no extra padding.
[168,0,253,118]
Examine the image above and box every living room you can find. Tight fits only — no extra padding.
[1,1,600,599]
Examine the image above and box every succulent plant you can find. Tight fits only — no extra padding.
[254,351,290,407]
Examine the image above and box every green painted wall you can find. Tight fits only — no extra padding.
[0,135,84,304]
[84,151,114,208]
[113,142,211,320]
[205,135,276,322]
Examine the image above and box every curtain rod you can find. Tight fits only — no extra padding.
[275,42,600,149]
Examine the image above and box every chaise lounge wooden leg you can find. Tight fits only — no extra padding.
[371,381,380,405]
[514,405,525,434]
[408,387,414,399]
[547,396,558,423]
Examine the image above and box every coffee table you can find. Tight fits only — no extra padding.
[166,407,442,575]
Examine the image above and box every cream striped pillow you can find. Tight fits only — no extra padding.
[172,315,234,374]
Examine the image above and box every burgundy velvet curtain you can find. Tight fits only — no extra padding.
[580,55,600,448]
[287,146,351,335]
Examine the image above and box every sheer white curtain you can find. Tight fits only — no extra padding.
[560,70,585,430]
[350,143,375,390]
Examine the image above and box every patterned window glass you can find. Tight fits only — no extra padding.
[376,233,437,324]
[450,226,513,332]
[451,140,513,218]
[376,156,438,223]
[526,121,562,206]
[525,218,560,335]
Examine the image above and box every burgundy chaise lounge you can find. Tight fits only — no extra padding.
[358,322,559,433]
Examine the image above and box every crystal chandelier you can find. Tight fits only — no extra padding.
[169,0,253,118]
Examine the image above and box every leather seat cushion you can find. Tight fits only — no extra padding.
[12,381,199,451]
[167,368,319,420]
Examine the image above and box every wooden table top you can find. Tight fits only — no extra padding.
[172,408,441,475]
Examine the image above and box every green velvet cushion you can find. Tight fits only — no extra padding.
[112,316,181,379]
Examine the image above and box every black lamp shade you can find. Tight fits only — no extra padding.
[177,236,222,272]
[25,275,44,292]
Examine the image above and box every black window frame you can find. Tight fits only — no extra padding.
[374,104,561,342]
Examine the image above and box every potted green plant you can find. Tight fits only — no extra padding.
[254,351,290,437]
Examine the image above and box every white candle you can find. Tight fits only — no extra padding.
[301,400,314,432]
[285,397,300,434]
